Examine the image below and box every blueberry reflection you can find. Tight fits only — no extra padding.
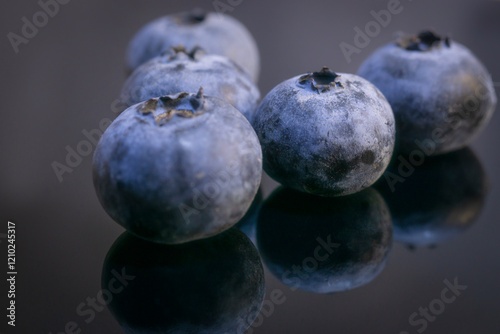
[102,228,265,334]
[376,147,488,248]
[256,187,392,294]
[234,189,263,245]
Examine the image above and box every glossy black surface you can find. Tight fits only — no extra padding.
[1,1,500,333]
[256,187,392,294]
[376,148,488,248]
[102,229,264,334]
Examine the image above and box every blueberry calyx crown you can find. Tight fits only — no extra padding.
[176,8,207,25]
[298,67,344,93]
[165,45,205,61]
[139,87,206,126]
[396,30,451,51]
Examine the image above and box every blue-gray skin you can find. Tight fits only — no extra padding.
[121,46,261,124]
[358,30,497,155]
[256,187,392,294]
[253,67,395,196]
[92,89,263,244]
[126,9,260,82]
[102,228,265,334]
[375,147,488,249]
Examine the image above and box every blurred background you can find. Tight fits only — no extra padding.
[0,0,499,333]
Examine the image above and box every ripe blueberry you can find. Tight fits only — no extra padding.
[253,67,395,196]
[358,30,497,155]
[121,46,260,124]
[92,88,262,244]
[256,187,393,293]
[126,9,260,82]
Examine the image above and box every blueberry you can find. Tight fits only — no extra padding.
[375,147,488,249]
[253,67,395,196]
[102,228,265,334]
[92,89,263,244]
[126,9,260,82]
[256,187,392,293]
[358,30,497,155]
[121,46,261,124]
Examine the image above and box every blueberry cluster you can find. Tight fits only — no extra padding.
[94,9,263,245]
[92,10,496,245]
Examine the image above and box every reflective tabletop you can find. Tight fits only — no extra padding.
[1,0,499,333]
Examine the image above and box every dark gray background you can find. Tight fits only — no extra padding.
[1,0,499,333]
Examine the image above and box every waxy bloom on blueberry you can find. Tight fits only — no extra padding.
[121,46,260,124]
[358,30,497,155]
[126,9,260,81]
[253,67,395,196]
[92,88,262,244]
